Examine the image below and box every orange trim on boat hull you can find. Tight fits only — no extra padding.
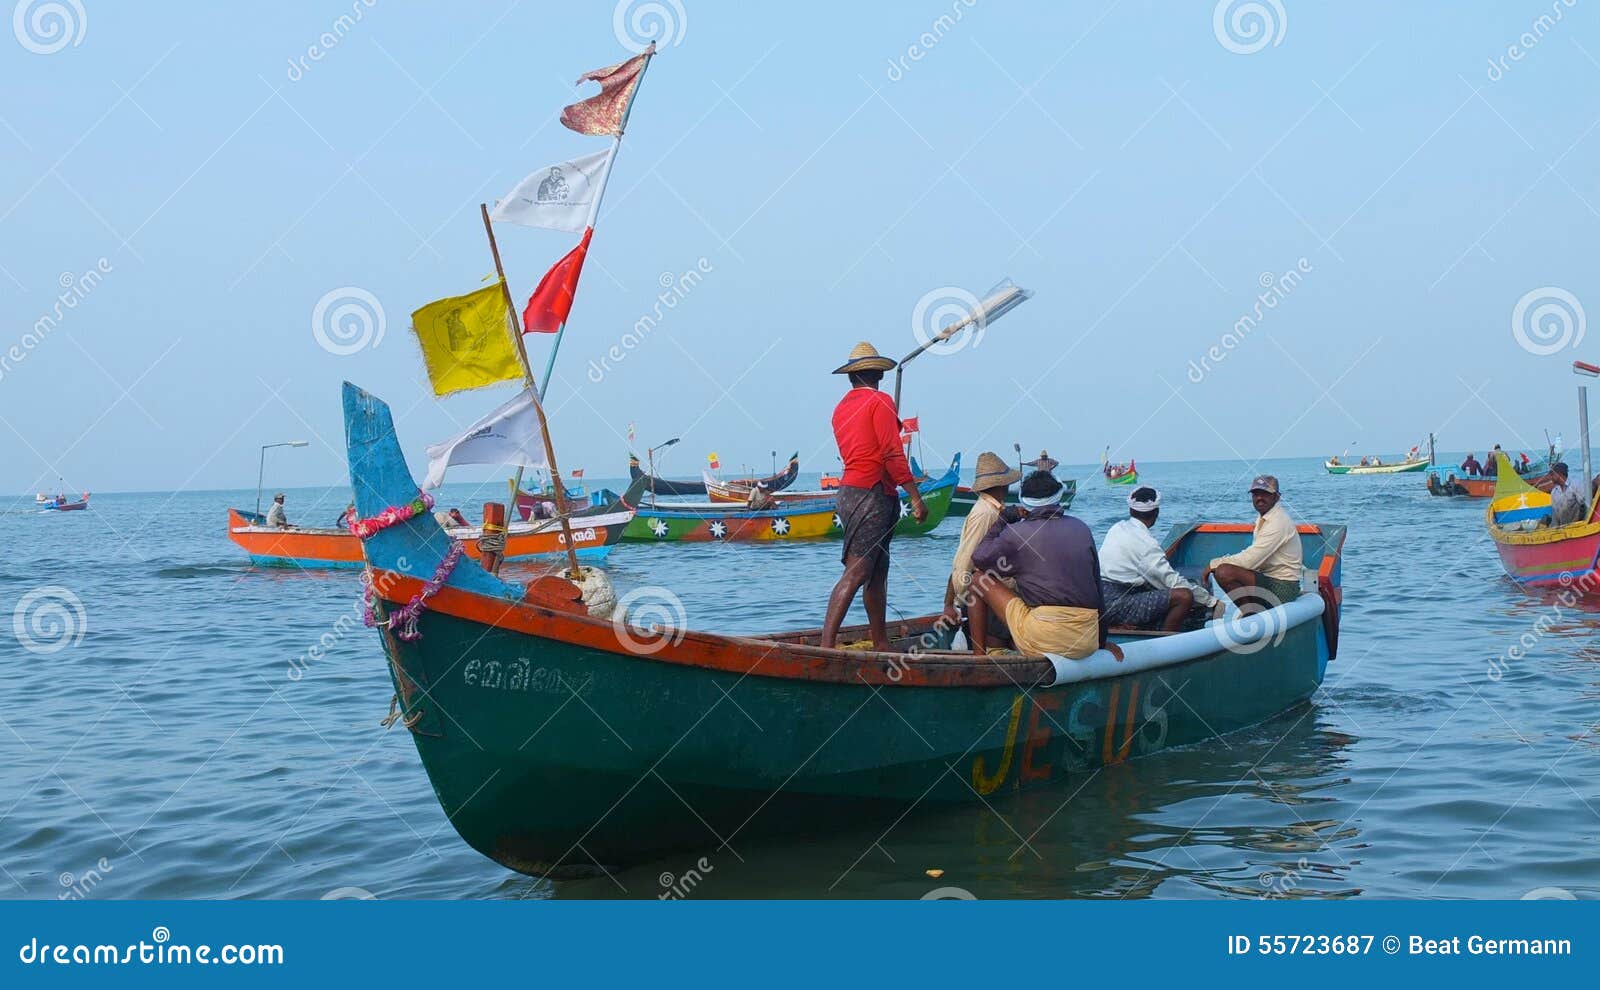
[370,570,1056,689]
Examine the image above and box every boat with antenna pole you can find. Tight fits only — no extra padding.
[1102,447,1137,485]
[1487,360,1600,593]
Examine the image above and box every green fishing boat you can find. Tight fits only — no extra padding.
[620,460,958,542]
[342,383,1347,879]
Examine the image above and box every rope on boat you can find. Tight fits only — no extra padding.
[477,520,507,557]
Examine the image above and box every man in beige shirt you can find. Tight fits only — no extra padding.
[1200,474,1303,614]
[943,451,1020,652]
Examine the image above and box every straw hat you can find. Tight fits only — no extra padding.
[832,341,897,375]
[972,451,1022,491]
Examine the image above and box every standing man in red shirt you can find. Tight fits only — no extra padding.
[822,342,928,650]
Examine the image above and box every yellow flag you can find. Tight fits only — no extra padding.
[410,283,524,397]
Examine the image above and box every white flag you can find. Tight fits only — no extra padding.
[422,388,549,489]
[488,148,614,232]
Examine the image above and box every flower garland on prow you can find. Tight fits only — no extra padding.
[352,492,461,641]
[349,493,434,537]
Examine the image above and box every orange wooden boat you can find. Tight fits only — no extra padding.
[227,506,632,569]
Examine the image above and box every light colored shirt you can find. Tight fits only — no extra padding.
[1099,518,1216,608]
[1210,502,1303,583]
[265,502,287,527]
[951,492,1004,595]
[1550,481,1588,526]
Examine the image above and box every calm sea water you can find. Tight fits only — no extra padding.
[3,456,1598,901]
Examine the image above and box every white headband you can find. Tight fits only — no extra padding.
[1128,490,1160,512]
[1019,490,1062,508]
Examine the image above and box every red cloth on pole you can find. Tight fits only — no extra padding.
[522,228,593,334]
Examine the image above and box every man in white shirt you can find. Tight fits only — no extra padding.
[1547,462,1589,527]
[1201,475,1303,614]
[264,493,289,528]
[1099,486,1216,631]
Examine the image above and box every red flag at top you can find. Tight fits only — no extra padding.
[522,227,593,334]
[560,45,652,137]
[901,416,920,434]
[572,468,584,479]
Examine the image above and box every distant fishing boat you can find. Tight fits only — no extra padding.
[950,480,1077,516]
[38,492,89,512]
[622,458,959,542]
[341,381,1348,878]
[1324,456,1428,475]
[1102,448,1137,485]
[701,454,801,503]
[227,501,634,569]
[514,477,647,522]
[627,451,800,497]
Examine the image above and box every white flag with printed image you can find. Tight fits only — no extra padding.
[488,148,614,232]
[423,387,548,489]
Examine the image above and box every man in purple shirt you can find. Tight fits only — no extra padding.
[968,471,1123,661]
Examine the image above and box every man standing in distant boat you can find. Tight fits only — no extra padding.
[1100,485,1218,632]
[966,470,1120,661]
[1461,452,1483,477]
[1201,475,1303,614]
[944,451,1020,652]
[265,492,290,528]
[821,342,927,651]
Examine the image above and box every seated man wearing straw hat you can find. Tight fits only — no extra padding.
[943,451,1020,652]
[1099,486,1217,632]
[967,470,1122,661]
[820,342,928,651]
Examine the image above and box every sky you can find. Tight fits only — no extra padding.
[0,0,1597,494]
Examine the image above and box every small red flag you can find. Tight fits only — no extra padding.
[572,468,584,479]
[522,227,593,334]
[902,416,920,434]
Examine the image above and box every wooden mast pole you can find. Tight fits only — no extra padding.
[481,203,582,578]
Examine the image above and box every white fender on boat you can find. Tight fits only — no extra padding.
[1045,592,1325,687]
